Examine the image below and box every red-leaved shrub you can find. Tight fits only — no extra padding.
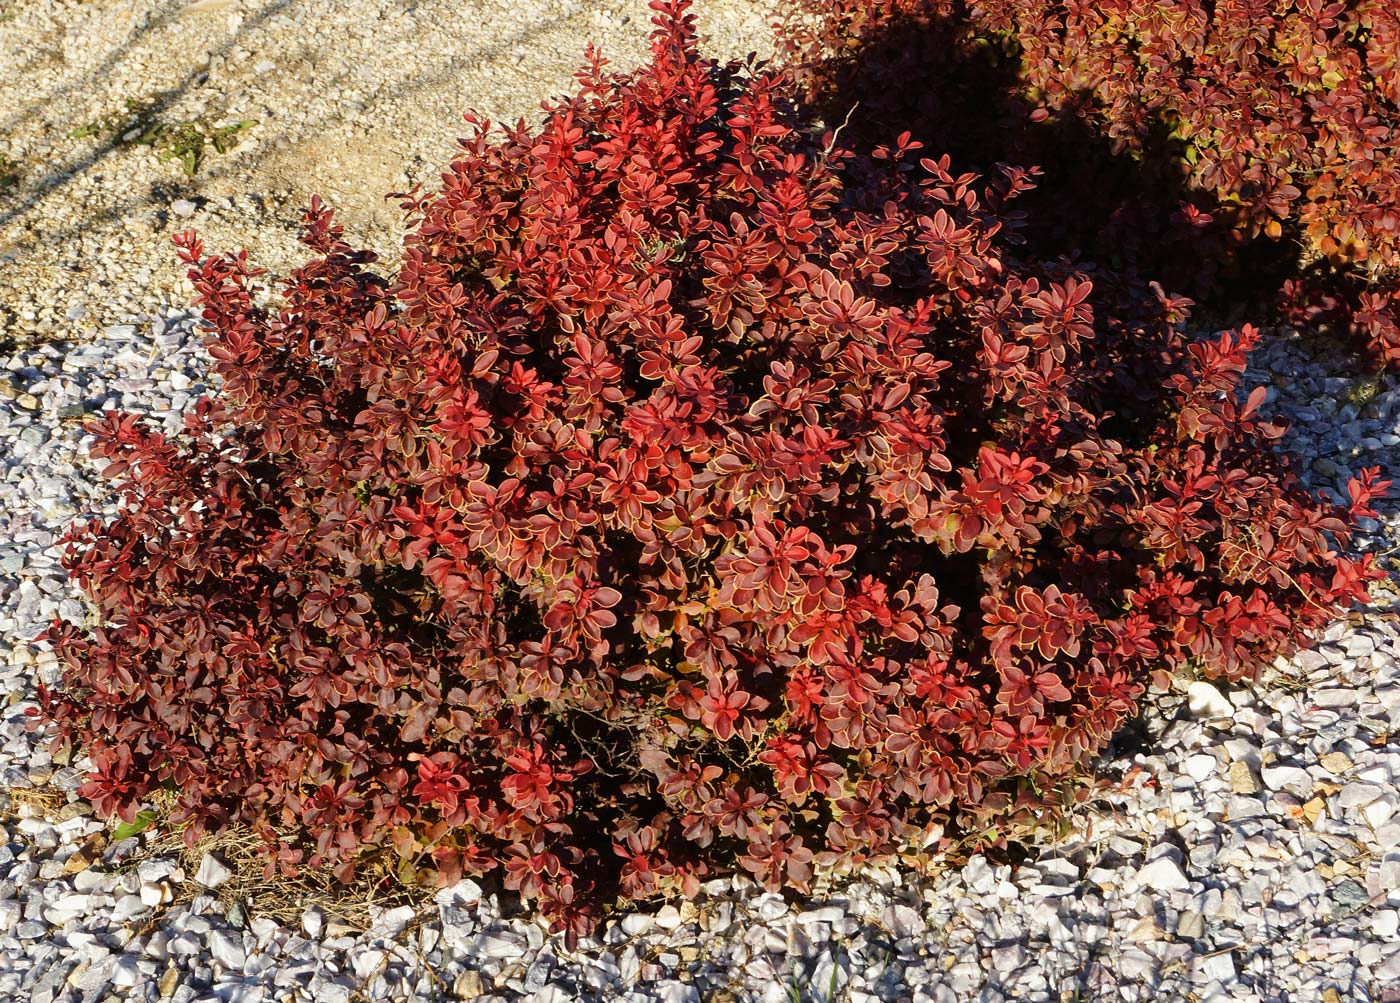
[34,0,1385,936]
[773,0,1400,362]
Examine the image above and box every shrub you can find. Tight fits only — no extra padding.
[35,0,1385,937]
[773,0,1400,362]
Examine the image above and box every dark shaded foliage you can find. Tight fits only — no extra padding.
[774,0,1400,362]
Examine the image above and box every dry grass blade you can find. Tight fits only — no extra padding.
[139,821,437,931]
[2,784,66,820]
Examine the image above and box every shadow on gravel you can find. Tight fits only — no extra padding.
[1,8,581,270]
[0,0,295,234]
[0,0,193,138]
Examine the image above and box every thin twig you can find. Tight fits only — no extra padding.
[816,102,860,169]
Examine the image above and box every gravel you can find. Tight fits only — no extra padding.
[4,3,1400,1001]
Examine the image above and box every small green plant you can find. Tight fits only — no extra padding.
[66,97,255,177]
[133,119,257,178]
[1341,374,1385,408]
[67,98,153,141]
[782,956,845,1003]
[210,120,256,153]
[112,809,158,841]
[641,234,689,262]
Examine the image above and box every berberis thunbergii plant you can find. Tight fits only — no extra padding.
[32,0,1386,940]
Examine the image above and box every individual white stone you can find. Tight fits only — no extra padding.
[1313,688,1358,707]
[111,894,149,921]
[195,852,234,888]
[1183,754,1218,783]
[1261,764,1312,796]
[653,983,701,1003]
[219,986,266,1003]
[301,907,324,939]
[654,904,684,931]
[138,880,170,907]
[1375,823,1400,851]
[1136,857,1190,892]
[1363,799,1396,829]
[991,942,1026,972]
[312,982,353,1003]
[756,894,788,921]
[51,892,91,913]
[1376,949,1400,981]
[472,929,527,959]
[168,932,202,956]
[1373,910,1400,940]
[137,859,177,882]
[881,903,925,938]
[1338,783,1384,808]
[1187,681,1234,719]
[1358,764,1392,784]
[438,878,483,907]
[1176,910,1205,940]
[372,904,415,935]
[1116,947,1158,980]
[111,954,140,987]
[961,855,996,894]
[1201,950,1237,982]
[209,929,246,969]
[351,948,385,980]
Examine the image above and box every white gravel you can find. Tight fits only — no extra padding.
[2,316,1400,1002]
[4,2,1400,1000]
